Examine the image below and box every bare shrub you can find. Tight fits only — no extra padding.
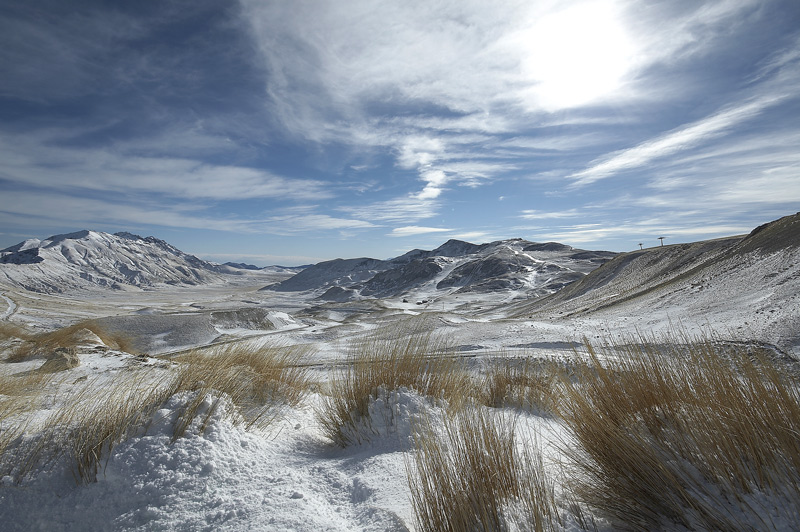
[558,337,800,531]
[408,406,562,532]
[317,332,473,447]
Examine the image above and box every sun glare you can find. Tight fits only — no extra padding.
[521,1,635,110]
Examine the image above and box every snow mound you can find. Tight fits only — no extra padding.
[0,391,271,531]
[340,387,441,449]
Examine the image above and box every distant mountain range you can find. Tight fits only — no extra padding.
[264,238,616,301]
[2,212,798,348]
[0,230,616,298]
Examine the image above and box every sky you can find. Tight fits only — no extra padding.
[1,0,799,266]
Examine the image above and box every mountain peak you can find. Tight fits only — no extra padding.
[0,230,226,293]
[114,231,144,241]
[43,230,93,244]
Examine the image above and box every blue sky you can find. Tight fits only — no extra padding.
[1,0,799,266]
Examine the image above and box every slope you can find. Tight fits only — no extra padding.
[0,231,230,293]
[512,212,800,353]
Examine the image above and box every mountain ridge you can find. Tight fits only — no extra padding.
[0,230,231,293]
[264,238,617,301]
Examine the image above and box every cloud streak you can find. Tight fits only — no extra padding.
[0,133,332,202]
[569,94,790,186]
[390,226,452,237]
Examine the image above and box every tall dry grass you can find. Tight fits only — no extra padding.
[0,322,28,343]
[408,406,562,532]
[558,338,800,531]
[1,341,313,485]
[0,370,56,467]
[317,332,473,447]
[482,356,561,414]
[1,370,174,484]
[170,342,313,434]
[7,320,135,362]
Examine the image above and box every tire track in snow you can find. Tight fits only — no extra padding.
[0,291,17,320]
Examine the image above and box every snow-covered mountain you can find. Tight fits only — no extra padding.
[0,230,230,293]
[265,238,616,301]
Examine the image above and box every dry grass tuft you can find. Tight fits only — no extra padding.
[1,341,312,485]
[483,356,561,414]
[408,406,562,532]
[558,337,800,531]
[0,322,29,342]
[0,371,56,464]
[7,320,135,362]
[61,373,173,484]
[171,342,312,434]
[1,370,173,484]
[317,332,473,447]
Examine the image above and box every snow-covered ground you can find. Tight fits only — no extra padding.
[1,220,799,530]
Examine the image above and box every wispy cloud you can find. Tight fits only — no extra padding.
[519,209,581,220]
[569,94,789,186]
[389,226,452,237]
[1,0,797,260]
[196,252,324,266]
[338,196,439,225]
[262,213,377,234]
[0,133,333,202]
[0,189,375,238]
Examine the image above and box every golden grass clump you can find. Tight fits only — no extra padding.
[1,341,312,485]
[317,332,473,447]
[60,373,173,484]
[1,370,173,485]
[0,371,56,464]
[170,342,313,434]
[0,322,29,343]
[483,356,561,414]
[558,337,800,531]
[7,320,135,362]
[408,406,562,532]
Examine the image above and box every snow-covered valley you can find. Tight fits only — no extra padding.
[1,213,799,531]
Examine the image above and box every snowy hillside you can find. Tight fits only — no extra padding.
[513,212,800,353]
[266,238,616,301]
[0,231,232,293]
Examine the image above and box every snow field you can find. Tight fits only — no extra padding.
[3,312,800,530]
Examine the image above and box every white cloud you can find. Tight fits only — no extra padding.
[339,196,439,225]
[569,94,789,186]
[520,209,581,220]
[237,0,774,212]
[0,189,376,238]
[0,132,333,202]
[389,226,452,237]
[196,252,324,266]
[263,214,377,234]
